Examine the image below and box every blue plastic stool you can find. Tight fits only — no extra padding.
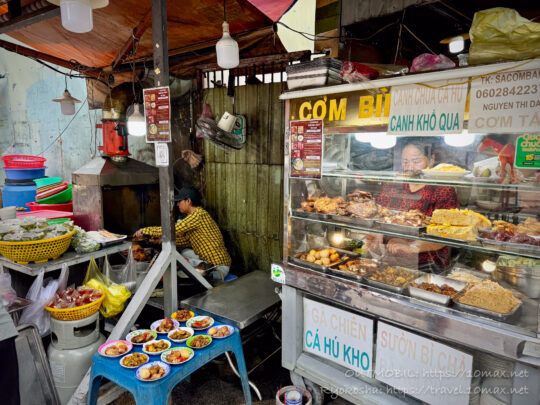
[224,273,238,283]
[88,327,251,405]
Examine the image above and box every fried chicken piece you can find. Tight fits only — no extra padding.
[313,197,346,214]
[346,190,373,202]
[346,200,379,218]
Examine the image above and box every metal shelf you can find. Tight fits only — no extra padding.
[291,214,540,260]
[320,170,540,191]
[280,263,540,367]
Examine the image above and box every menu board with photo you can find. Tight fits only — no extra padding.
[143,86,171,143]
[290,119,323,179]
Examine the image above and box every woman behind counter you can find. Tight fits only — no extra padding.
[367,138,459,269]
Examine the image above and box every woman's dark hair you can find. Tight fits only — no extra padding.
[397,136,441,158]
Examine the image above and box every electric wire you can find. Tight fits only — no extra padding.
[31,57,110,87]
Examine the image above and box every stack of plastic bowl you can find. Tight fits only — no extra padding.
[34,177,73,205]
[1,155,47,211]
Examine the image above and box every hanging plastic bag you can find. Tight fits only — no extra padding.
[469,8,540,65]
[0,272,17,308]
[19,264,68,335]
[104,252,137,293]
[84,257,131,318]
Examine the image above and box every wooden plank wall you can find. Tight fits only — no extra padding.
[202,82,285,274]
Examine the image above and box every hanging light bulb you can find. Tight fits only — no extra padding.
[52,77,81,115]
[127,104,146,136]
[216,0,239,69]
[370,135,396,149]
[47,0,109,33]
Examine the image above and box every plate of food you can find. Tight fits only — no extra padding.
[422,164,470,179]
[135,361,170,382]
[161,347,195,365]
[186,335,212,349]
[119,352,149,369]
[207,325,234,339]
[167,327,194,343]
[149,124,158,135]
[142,339,171,355]
[377,209,430,236]
[151,317,179,334]
[126,329,157,345]
[186,316,214,330]
[171,309,194,322]
[98,340,132,358]
[327,258,379,281]
[408,274,468,306]
[292,158,304,171]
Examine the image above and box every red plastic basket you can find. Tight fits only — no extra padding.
[2,155,46,169]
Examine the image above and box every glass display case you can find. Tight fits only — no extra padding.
[277,60,540,405]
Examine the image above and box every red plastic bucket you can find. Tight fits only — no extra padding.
[2,155,46,169]
[26,201,73,212]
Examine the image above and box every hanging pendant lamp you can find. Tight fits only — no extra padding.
[216,0,239,69]
[52,76,81,115]
[47,0,109,33]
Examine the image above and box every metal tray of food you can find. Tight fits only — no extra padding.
[477,237,540,255]
[329,214,376,228]
[445,267,491,283]
[451,291,522,321]
[327,257,380,281]
[365,266,422,294]
[288,247,358,273]
[408,274,468,306]
[293,209,330,221]
[376,220,426,236]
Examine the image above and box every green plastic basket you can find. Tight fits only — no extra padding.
[36,184,72,204]
[34,177,62,188]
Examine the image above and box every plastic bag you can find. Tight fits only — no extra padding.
[19,264,69,335]
[104,253,136,293]
[410,53,455,73]
[84,257,131,318]
[469,8,540,65]
[340,62,379,83]
[0,272,16,308]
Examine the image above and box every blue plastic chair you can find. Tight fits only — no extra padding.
[224,273,238,283]
[88,327,251,405]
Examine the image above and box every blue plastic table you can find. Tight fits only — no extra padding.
[88,326,251,405]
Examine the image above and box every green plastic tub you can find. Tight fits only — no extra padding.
[36,184,72,204]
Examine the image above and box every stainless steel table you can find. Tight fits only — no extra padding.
[181,270,280,329]
[0,242,131,276]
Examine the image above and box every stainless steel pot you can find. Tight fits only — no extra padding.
[494,265,540,299]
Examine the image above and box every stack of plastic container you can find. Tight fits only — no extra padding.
[1,155,47,211]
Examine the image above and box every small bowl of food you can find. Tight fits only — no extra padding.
[126,329,157,345]
[120,352,149,369]
[186,335,212,349]
[98,340,132,358]
[150,317,179,334]
[171,309,194,322]
[161,347,194,365]
[136,361,170,382]
[142,339,171,355]
[207,325,234,339]
[186,316,214,331]
[167,327,194,343]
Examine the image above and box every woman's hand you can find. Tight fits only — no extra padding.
[365,233,383,252]
[387,238,419,257]
[133,229,144,239]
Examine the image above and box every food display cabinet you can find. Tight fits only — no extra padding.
[274,60,540,405]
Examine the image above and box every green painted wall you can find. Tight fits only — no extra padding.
[202,83,285,274]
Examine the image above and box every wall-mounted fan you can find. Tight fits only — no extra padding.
[196,112,246,152]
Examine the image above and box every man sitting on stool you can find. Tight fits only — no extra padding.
[135,187,231,280]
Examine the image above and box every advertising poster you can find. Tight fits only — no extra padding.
[303,298,373,377]
[290,119,323,178]
[143,86,171,143]
[375,322,472,405]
